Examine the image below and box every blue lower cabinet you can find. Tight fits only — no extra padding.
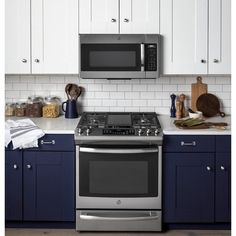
[5,150,23,221]
[23,151,75,221]
[163,153,215,223]
[215,153,231,222]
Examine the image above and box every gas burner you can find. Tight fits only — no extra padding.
[76,112,162,137]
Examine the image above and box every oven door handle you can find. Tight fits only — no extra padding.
[79,147,158,154]
[80,212,159,221]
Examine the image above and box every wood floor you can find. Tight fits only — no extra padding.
[5,229,231,236]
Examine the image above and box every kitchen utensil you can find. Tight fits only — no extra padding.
[196,93,225,117]
[65,83,73,100]
[62,99,78,119]
[189,111,203,119]
[191,76,208,112]
[174,119,227,130]
[69,84,82,100]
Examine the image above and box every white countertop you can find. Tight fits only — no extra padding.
[6,116,79,134]
[159,115,231,135]
[6,114,231,135]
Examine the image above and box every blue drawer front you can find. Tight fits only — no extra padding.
[163,135,215,153]
[216,136,231,153]
[6,134,75,152]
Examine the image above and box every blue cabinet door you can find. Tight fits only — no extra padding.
[23,151,75,221]
[215,153,231,222]
[5,150,23,221]
[163,153,215,223]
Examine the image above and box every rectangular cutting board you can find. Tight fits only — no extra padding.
[191,76,208,112]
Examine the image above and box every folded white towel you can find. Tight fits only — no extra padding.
[5,119,45,149]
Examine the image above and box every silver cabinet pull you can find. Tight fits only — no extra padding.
[180,141,196,146]
[26,164,32,169]
[213,59,219,63]
[80,212,159,221]
[40,140,56,145]
[220,165,225,171]
[111,18,116,22]
[34,59,40,63]
[206,166,212,171]
[80,147,158,154]
[22,59,27,63]
[201,59,206,63]
[13,164,18,169]
[124,18,129,22]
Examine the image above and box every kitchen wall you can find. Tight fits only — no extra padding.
[5,75,231,115]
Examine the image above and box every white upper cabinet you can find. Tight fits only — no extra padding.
[79,0,119,34]
[79,0,159,34]
[209,0,231,74]
[5,0,78,74]
[160,0,231,75]
[5,0,31,74]
[120,0,159,34]
[160,0,208,74]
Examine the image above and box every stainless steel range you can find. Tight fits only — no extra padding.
[75,112,163,232]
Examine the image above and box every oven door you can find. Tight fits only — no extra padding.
[76,146,162,209]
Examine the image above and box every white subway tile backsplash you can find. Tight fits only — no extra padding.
[117,100,132,107]
[88,84,102,91]
[147,84,162,91]
[140,92,155,99]
[5,75,231,115]
[103,84,117,91]
[102,99,117,106]
[133,84,147,91]
[132,100,147,107]
[12,83,27,91]
[163,84,178,92]
[117,84,132,91]
[125,92,140,99]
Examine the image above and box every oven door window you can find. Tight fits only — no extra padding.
[81,44,141,71]
[79,149,158,197]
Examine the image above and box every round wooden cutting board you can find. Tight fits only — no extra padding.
[196,93,225,117]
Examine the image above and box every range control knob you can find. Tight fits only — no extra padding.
[86,128,91,135]
[77,128,82,135]
[146,128,151,136]
[138,129,142,136]
[154,129,159,136]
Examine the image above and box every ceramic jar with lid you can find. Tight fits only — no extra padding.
[5,103,15,116]
[26,96,43,117]
[42,96,60,118]
[15,102,27,117]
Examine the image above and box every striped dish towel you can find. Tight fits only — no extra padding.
[5,119,45,149]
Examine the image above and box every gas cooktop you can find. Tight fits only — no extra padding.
[75,112,162,137]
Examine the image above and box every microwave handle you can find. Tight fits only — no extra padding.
[141,43,145,71]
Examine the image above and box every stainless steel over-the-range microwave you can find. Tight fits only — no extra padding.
[79,34,160,79]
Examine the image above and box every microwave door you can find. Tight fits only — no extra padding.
[80,44,145,79]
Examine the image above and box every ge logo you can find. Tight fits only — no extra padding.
[116,200,121,205]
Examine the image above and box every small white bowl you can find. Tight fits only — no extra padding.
[189,111,203,119]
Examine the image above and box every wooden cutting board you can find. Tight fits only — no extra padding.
[191,76,208,112]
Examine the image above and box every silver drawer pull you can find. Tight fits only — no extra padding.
[40,140,56,145]
[220,165,225,171]
[26,164,32,169]
[206,166,212,171]
[13,164,18,169]
[181,141,196,146]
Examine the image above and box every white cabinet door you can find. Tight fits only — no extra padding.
[209,0,231,74]
[5,0,31,74]
[120,0,159,34]
[79,0,119,34]
[160,0,208,74]
[31,0,78,74]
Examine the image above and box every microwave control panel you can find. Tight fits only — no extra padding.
[145,44,157,71]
